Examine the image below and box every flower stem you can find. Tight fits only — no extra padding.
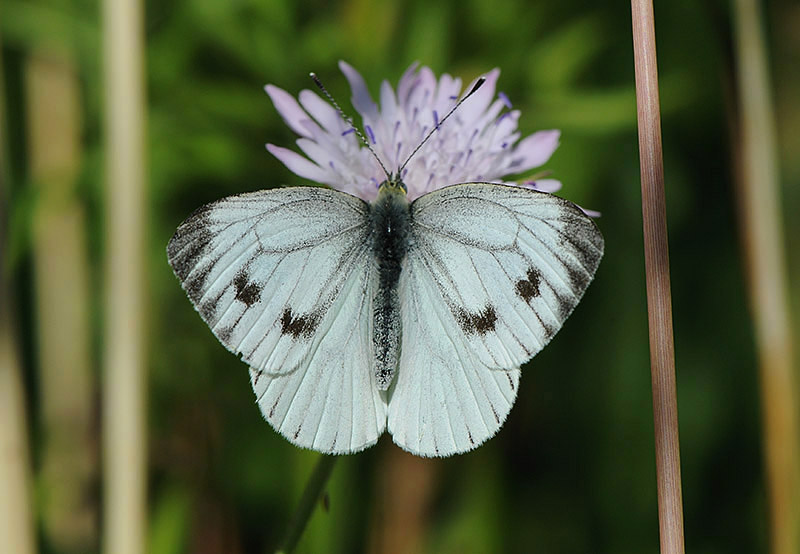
[275,455,338,554]
[630,1,686,553]
[731,1,800,552]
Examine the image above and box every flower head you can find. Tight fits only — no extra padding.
[265,61,562,202]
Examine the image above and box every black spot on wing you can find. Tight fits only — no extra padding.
[280,308,320,339]
[558,212,604,290]
[455,305,497,335]
[565,264,591,292]
[515,267,541,303]
[200,298,217,321]
[234,269,263,307]
[217,325,233,343]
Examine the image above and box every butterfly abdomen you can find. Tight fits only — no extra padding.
[370,184,412,390]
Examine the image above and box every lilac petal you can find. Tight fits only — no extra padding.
[581,207,602,218]
[434,74,462,113]
[295,137,346,172]
[266,143,330,183]
[522,178,562,193]
[512,129,560,170]
[405,66,437,116]
[339,60,378,120]
[265,85,313,138]
[493,110,521,141]
[396,62,421,104]
[458,68,500,125]
[298,89,343,134]
[379,80,399,119]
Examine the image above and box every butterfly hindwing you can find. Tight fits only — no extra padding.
[388,252,521,456]
[250,261,387,453]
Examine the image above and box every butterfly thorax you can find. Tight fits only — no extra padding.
[369,178,411,390]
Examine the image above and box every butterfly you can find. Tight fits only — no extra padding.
[167,175,603,457]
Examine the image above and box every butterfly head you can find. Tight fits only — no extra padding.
[377,173,408,197]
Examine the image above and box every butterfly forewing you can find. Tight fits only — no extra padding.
[167,187,371,375]
[406,183,604,372]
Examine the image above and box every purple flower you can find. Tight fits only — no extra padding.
[265,61,562,202]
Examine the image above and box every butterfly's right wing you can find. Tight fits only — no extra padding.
[167,187,387,453]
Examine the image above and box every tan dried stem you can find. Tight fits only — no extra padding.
[731,0,800,552]
[0,34,37,554]
[26,50,98,551]
[630,1,686,552]
[102,0,148,552]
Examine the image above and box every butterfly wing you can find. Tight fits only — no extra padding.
[249,261,386,453]
[388,183,603,456]
[167,187,387,453]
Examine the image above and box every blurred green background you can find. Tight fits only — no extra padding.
[2,0,799,552]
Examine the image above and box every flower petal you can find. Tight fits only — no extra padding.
[458,68,500,126]
[265,85,313,138]
[339,60,379,120]
[512,129,560,170]
[520,178,562,193]
[396,62,420,105]
[298,89,344,135]
[266,143,330,183]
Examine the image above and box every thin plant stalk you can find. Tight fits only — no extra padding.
[731,1,800,552]
[275,455,337,554]
[102,0,147,552]
[368,449,437,553]
[630,1,686,552]
[26,50,97,550]
[0,290,35,554]
[0,35,37,554]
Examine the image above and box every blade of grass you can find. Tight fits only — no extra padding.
[731,1,800,552]
[102,0,147,552]
[26,50,97,551]
[630,1,686,552]
[275,455,337,554]
[0,35,36,554]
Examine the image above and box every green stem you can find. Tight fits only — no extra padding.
[275,455,338,554]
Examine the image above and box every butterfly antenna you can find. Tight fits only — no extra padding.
[310,72,391,180]
[397,76,486,176]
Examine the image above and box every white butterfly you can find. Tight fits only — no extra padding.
[167,177,603,457]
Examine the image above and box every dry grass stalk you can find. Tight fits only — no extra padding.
[630,1,686,552]
[102,0,148,552]
[731,0,800,552]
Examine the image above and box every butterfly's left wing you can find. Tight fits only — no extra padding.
[388,183,603,456]
[167,187,387,453]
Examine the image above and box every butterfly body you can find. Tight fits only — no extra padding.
[369,178,412,390]
[168,183,603,456]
